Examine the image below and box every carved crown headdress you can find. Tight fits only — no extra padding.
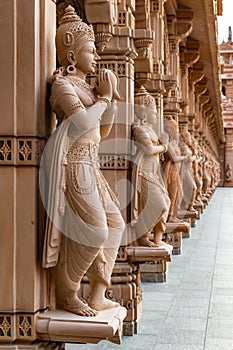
[164,117,179,141]
[56,6,95,66]
[135,86,156,110]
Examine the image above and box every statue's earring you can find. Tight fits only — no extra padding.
[67,64,77,75]
[66,51,77,75]
[142,113,147,125]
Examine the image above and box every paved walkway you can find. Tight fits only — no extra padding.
[67,187,233,350]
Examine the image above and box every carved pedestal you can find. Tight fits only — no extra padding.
[201,196,208,208]
[36,308,127,345]
[112,262,142,336]
[128,246,173,283]
[164,221,190,254]
[80,260,141,337]
[194,201,204,218]
[179,210,198,229]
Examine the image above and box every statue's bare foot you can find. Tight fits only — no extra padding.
[59,297,98,316]
[187,206,196,212]
[138,236,156,247]
[88,298,119,311]
[153,240,167,248]
[153,242,162,248]
[156,241,172,249]
[168,216,183,223]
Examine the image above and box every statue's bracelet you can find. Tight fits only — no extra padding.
[162,144,167,152]
[98,97,111,110]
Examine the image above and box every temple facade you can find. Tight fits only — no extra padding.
[0,0,225,348]
[219,26,233,186]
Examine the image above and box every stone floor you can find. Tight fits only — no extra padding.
[67,187,233,350]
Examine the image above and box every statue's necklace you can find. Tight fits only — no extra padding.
[68,75,96,102]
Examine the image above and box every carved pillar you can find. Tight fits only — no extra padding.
[0,0,60,348]
[164,6,193,124]
[179,38,200,123]
[164,15,180,120]
[145,0,166,134]
[189,61,204,131]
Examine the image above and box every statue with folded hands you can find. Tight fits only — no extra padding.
[40,6,125,316]
[131,87,170,247]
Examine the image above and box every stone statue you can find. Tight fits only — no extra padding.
[194,143,204,203]
[40,6,125,316]
[132,86,170,247]
[179,126,197,212]
[202,153,212,196]
[189,137,203,205]
[208,157,215,192]
[163,117,187,223]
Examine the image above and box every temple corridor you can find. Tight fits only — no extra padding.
[68,187,233,349]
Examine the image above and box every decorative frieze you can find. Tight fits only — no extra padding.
[0,139,14,164]
[99,154,131,170]
[150,0,160,13]
[0,137,41,166]
[117,246,128,261]
[16,315,35,340]
[0,315,13,340]
[91,62,127,77]
[0,313,37,343]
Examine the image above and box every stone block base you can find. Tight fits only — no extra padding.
[127,245,172,283]
[179,210,198,228]
[36,308,127,345]
[194,201,204,216]
[165,232,182,255]
[182,231,190,238]
[164,221,190,251]
[122,322,134,336]
[201,196,208,207]
[139,260,168,283]
[80,261,142,337]
[141,271,166,282]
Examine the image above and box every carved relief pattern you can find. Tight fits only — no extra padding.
[0,315,12,338]
[153,63,159,74]
[118,12,127,26]
[18,140,32,161]
[0,139,13,162]
[94,62,126,77]
[169,40,177,52]
[17,315,33,338]
[0,313,37,341]
[105,289,124,307]
[99,154,130,170]
[116,246,128,261]
[151,0,160,12]
[125,299,133,310]
[0,137,41,165]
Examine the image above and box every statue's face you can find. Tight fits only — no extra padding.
[182,131,191,145]
[147,106,157,125]
[75,41,99,74]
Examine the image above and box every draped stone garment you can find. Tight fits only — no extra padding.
[131,125,170,238]
[163,140,183,216]
[180,144,197,206]
[40,73,125,288]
